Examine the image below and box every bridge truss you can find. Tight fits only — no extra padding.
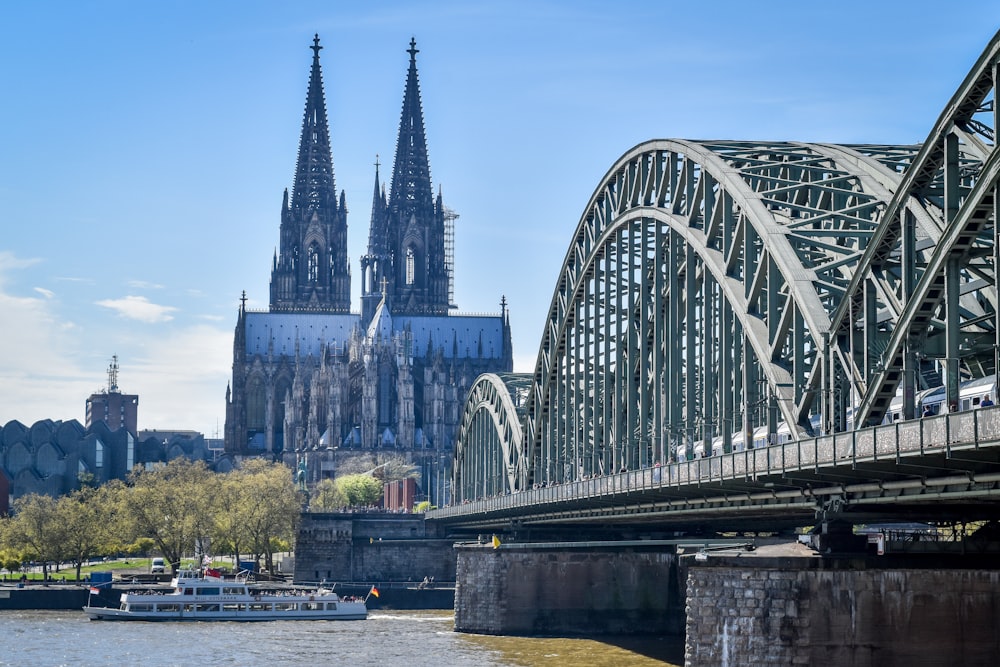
[454,31,1000,506]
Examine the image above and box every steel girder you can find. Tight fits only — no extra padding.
[836,30,1000,427]
[452,30,1000,505]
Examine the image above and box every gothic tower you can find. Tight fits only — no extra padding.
[360,159,389,324]
[270,35,351,313]
[361,38,450,323]
[226,36,515,474]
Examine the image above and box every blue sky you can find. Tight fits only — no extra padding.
[2,1,998,437]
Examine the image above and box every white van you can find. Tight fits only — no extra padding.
[150,557,166,574]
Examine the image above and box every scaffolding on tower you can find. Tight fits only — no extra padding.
[443,206,459,308]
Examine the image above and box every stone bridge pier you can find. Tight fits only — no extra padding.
[454,540,687,636]
[454,540,1000,666]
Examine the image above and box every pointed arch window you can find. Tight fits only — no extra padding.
[405,247,415,285]
[247,377,266,430]
[307,243,320,282]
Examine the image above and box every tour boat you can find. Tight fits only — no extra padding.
[84,569,368,621]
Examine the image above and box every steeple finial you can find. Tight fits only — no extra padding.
[408,37,418,61]
[312,34,323,58]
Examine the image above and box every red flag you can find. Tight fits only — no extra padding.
[205,568,222,578]
[89,586,100,595]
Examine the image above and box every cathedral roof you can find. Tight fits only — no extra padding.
[244,310,505,361]
[245,312,359,357]
[392,313,506,360]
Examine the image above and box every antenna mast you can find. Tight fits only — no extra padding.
[107,355,120,393]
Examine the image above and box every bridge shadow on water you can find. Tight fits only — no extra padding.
[461,632,685,666]
[598,635,685,666]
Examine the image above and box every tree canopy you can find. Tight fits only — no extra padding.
[0,457,305,576]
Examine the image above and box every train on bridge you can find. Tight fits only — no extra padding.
[696,374,999,457]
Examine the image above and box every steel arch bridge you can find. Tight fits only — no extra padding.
[454,30,1000,504]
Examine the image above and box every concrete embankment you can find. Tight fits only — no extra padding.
[0,584,93,610]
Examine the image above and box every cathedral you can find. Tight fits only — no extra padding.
[223,36,513,500]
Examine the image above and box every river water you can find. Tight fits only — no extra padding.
[0,610,683,666]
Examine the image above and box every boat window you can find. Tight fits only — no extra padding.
[223,587,245,595]
[158,604,180,612]
[222,603,244,612]
[326,602,337,610]
[249,603,270,612]
[196,604,220,612]
[303,602,322,611]
[199,587,221,596]
[129,604,153,612]
[275,602,298,612]
[183,604,195,612]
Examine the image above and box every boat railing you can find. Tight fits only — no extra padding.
[235,569,255,584]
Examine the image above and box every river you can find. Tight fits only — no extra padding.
[0,610,683,666]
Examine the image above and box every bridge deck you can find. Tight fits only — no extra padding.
[432,407,1000,532]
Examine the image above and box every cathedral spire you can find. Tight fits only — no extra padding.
[368,155,386,256]
[361,155,389,326]
[291,34,336,214]
[382,38,449,316]
[269,34,351,314]
[388,37,434,221]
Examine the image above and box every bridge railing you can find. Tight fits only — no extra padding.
[436,406,1000,518]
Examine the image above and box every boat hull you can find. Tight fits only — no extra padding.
[83,605,367,621]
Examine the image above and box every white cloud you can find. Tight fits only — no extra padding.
[0,252,92,424]
[128,324,233,436]
[96,295,177,323]
[0,253,230,435]
[127,279,165,290]
[0,251,41,271]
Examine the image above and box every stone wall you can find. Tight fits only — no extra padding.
[455,543,685,636]
[685,561,1000,666]
[293,512,455,584]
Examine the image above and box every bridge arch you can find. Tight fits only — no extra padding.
[452,30,1000,503]
[454,373,530,499]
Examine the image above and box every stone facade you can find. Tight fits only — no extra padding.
[454,543,686,636]
[293,512,455,584]
[224,36,513,503]
[685,561,1000,666]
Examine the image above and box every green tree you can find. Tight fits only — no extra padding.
[59,481,127,581]
[230,459,301,573]
[123,459,215,573]
[212,474,249,567]
[6,494,65,579]
[413,500,434,513]
[334,473,383,507]
[0,516,26,573]
[308,478,344,512]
